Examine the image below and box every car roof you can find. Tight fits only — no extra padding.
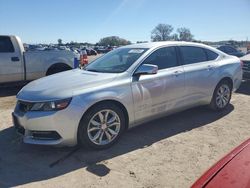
[121,41,211,49]
[120,41,225,58]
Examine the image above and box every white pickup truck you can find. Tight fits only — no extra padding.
[0,35,79,84]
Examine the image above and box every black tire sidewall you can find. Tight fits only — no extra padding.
[78,103,125,149]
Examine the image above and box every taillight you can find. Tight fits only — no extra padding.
[240,60,244,68]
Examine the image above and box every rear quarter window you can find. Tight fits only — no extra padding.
[205,49,219,61]
[0,36,14,53]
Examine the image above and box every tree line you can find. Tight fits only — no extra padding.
[95,24,194,46]
[58,23,194,47]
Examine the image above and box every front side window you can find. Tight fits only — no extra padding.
[0,36,14,53]
[141,47,178,70]
[84,48,148,73]
[180,46,207,65]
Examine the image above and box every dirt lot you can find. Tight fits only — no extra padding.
[0,62,249,187]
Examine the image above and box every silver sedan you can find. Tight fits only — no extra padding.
[13,42,242,149]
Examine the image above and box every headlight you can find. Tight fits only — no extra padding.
[30,98,72,111]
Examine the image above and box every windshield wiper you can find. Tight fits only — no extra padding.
[85,69,103,73]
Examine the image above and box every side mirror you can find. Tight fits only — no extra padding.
[134,64,158,76]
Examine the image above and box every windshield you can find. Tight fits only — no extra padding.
[84,48,148,73]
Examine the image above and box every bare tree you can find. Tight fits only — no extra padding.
[151,24,174,41]
[177,27,194,41]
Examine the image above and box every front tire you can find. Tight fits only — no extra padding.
[78,103,125,150]
[209,80,232,111]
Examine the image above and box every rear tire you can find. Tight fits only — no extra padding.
[77,103,125,150]
[209,80,232,111]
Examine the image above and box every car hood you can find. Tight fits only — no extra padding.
[17,69,118,102]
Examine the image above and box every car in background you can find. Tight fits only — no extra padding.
[98,47,107,53]
[86,47,97,56]
[105,46,113,52]
[192,138,250,188]
[94,46,113,54]
[217,45,245,57]
[58,46,71,51]
[13,41,242,149]
[240,54,250,80]
[0,35,79,84]
[27,44,46,51]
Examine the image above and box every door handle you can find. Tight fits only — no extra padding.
[207,65,215,71]
[173,70,183,77]
[11,57,20,62]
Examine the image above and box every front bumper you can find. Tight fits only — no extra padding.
[12,98,84,146]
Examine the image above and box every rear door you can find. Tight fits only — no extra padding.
[178,46,219,105]
[0,36,24,83]
[132,46,185,122]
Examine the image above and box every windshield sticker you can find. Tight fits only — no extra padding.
[128,49,144,54]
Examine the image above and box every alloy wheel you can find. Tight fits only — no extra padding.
[215,84,230,108]
[87,109,121,145]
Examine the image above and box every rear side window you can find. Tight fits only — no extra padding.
[142,47,178,70]
[205,49,219,61]
[0,36,14,53]
[180,46,207,65]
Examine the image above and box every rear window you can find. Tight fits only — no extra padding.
[180,46,207,65]
[0,36,14,53]
[217,46,225,52]
[225,46,237,53]
[206,49,219,61]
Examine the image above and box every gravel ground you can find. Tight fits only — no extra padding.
[0,61,249,187]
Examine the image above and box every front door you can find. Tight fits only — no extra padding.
[131,46,185,123]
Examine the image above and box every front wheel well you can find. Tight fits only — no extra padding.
[81,100,129,130]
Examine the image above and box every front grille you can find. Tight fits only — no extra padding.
[243,61,250,71]
[16,101,34,113]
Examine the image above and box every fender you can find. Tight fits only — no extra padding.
[73,89,135,127]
